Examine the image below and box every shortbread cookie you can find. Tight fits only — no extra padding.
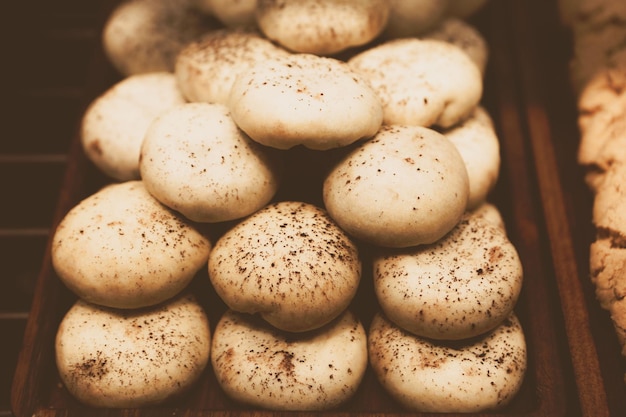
[140,102,282,223]
[208,201,361,332]
[55,294,210,407]
[228,53,383,150]
[348,38,482,128]
[443,106,500,209]
[323,125,469,248]
[102,0,221,76]
[382,0,449,39]
[372,211,522,340]
[211,309,368,410]
[368,312,527,412]
[81,72,186,181]
[197,0,257,28]
[175,29,290,104]
[51,181,211,309]
[255,0,389,55]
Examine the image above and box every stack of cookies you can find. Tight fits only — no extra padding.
[559,0,626,382]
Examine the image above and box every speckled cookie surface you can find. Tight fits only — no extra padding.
[80,72,186,181]
[348,38,483,128]
[55,293,211,407]
[227,53,383,150]
[175,29,290,104]
[139,102,282,223]
[208,201,361,332]
[323,125,469,248]
[368,311,527,412]
[51,181,211,309]
[211,309,368,410]
[255,0,389,55]
[372,210,522,340]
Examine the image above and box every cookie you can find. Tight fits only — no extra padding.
[198,0,258,28]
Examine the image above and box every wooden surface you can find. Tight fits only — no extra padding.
[11,0,626,416]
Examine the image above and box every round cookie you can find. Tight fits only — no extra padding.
[197,0,257,28]
[323,125,470,248]
[372,210,522,340]
[348,38,483,128]
[102,0,221,76]
[208,201,361,332]
[368,311,527,412]
[228,53,383,150]
[51,181,211,309]
[382,0,449,39]
[175,29,290,105]
[139,102,282,223]
[55,293,211,408]
[442,106,500,209]
[255,0,389,55]
[81,72,186,181]
[469,201,507,233]
[211,309,368,411]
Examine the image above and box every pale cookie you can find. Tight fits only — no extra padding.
[51,181,211,309]
[372,210,523,340]
[368,312,527,412]
[197,0,257,28]
[323,125,469,248]
[255,0,389,55]
[382,0,449,39]
[208,201,361,332]
[139,102,282,223]
[175,29,290,105]
[423,17,489,76]
[469,201,507,233]
[228,53,383,150]
[55,293,211,408]
[443,105,500,209]
[592,161,626,233]
[211,309,368,411]
[81,72,186,181]
[589,237,626,310]
[348,38,483,128]
[102,0,221,76]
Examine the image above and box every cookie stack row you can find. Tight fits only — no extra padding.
[51,0,528,412]
[559,0,626,382]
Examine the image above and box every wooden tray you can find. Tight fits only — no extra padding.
[11,0,625,416]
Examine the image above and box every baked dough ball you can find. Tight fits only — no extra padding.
[211,309,368,410]
[423,17,489,76]
[175,29,290,105]
[255,0,389,55]
[382,0,449,39]
[139,102,281,223]
[228,53,383,150]
[323,125,470,248]
[55,294,211,408]
[443,106,500,209]
[373,210,523,339]
[102,0,221,76]
[51,181,211,309]
[208,201,361,332]
[198,0,257,27]
[368,311,527,412]
[81,72,186,181]
[348,38,483,128]
[470,201,506,232]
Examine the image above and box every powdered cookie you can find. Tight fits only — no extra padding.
[81,72,186,181]
[175,29,290,104]
[140,102,281,223]
[372,211,522,340]
[208,201,361,332]
[323,125,469,248]
[211,309,367,410]
[51,181,211,309]
[55,293,210,407]
[256,0,389,55]
[368,312,527,412]
[443,106,500,209]
[382,0,449,39]
[228,53,383,150]
[348,38,482,128]
[102,0,221,76]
